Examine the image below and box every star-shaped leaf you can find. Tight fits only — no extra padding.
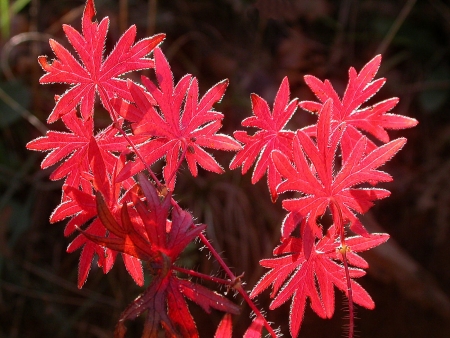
[230,76,298,201]
[50,141,143,288]
[26,110,131,191]
[251,225,389,338]
[115,47,241,189]
[299,55,417,158]
[80,177,240,337]
[272,99,405,255]
[38,0,165,122]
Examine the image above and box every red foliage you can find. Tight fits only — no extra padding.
[83,180,240,337]
[230,76,298,201]
[27,0,418,337]
[37,0,164,122]
[251,225,389,337]
[114,47,241,189]
[299,54,418,158]
[272,99,405,255]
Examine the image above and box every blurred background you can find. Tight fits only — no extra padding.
[1,0,450,337]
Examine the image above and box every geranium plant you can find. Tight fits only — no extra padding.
[27,0,418,337]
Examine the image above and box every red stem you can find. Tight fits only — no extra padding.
[101,90,163,188]
[330,199,354,338]
[106,88,276,337]
[197,232,277,338]
[173,266,234,286]
[164,142,277,335]
[341,248,354,338]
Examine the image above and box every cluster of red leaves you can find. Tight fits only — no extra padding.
[113,47,240,189]
[27,0,238,286]
[231,56,417,337]
[87,177,240,337]
[27,0,241,336]
[28,0,418,337]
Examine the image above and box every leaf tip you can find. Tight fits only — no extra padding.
[84,0,96,21]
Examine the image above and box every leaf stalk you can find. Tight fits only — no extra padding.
[331,198,355,338]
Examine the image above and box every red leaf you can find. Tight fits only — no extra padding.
[215,314,233,338]
[243,316,265,338]
[50,142,144,287]
[299,55,418,159]
[251,226,388,338]
[230,77,298,201]
[114,267,239,337]
[26,111,131,192]
[85,180,239,336]
[166,278,199,338]
[89,192,154,261]
[272,100,405,251]
[116,48,240,189]
[67,219,113,288]
[38,0,165,122]
[115,275,172,338]
[178,279,240,315]
[88,181,209,265]
[122,253,144,287]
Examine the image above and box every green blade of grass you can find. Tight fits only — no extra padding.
[0,0,10,39]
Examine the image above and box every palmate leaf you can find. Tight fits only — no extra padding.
[28,0,157,287]
[299,55,418,158]
[115,273,240,338]
[50,146,133,237]
[272,100,405,256]
[250,225,389,338]
[38,0,165,122]
[115,47,241,189]
[68,218,114,288]
[26,110,134,193]
[50,141,144,287]
[230,76,298,201]
[80,178,239,337]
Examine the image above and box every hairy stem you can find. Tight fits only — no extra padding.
[102,87,275,336]
[330,199,354,338]
[173,266,234,286]
[340,245,354,338]
[197,232,277,337]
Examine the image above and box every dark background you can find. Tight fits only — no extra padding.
[1,0,450,337]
